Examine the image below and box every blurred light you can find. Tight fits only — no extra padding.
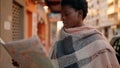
[107,0,114,4]
[111,25,117,29]
[107,5,115,15]
[35,1,38,4]
[57,21,63,31]
[43,6,48,13]
[87,0,90,2]
[119,1,120,8]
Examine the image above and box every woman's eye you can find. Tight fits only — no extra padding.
[64,13,69,16]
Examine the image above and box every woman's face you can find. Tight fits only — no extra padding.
[61,5,82,28]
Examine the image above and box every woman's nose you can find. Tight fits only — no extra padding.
[62,16,66,20]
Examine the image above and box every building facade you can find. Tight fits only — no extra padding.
[85,0,120,40]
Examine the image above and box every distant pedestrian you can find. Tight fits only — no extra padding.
[49,0,120,68]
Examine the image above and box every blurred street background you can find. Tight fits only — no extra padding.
[0,0,120,67]
[0,0,120,52]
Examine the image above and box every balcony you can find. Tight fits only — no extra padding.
[107,5,117,15]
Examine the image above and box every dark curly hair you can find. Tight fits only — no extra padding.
[61,0,88,19]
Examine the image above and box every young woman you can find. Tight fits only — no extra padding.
[50,0,120,68]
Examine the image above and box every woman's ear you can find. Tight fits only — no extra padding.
[78,10,83,18]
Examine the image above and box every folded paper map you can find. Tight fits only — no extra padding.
[1,36,54,68]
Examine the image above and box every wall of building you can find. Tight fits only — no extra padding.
[0,0,25,52]
[26,0,37,38]
[0,0,25,42]
[37,5,51,51]
[0,0,25,68]
[0,0,13,42]
[0,0,1,39]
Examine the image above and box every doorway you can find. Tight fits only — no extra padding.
[27,11,32,37]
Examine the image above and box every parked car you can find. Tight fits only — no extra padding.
[110,35,120,64]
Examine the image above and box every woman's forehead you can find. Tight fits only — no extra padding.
[61,6,75,12]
